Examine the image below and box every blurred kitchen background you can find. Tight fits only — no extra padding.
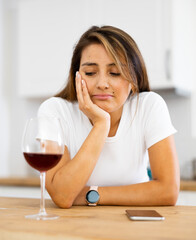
[0,0,196,183]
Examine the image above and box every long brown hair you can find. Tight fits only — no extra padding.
[55,25,150,101]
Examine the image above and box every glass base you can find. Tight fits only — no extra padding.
[25,212,59,220]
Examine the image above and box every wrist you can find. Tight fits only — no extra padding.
[86,186,100,206]
[94,118,110,133]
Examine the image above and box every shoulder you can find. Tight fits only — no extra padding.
[136,92,171,125]
[38,97,78,116]
[39,97,69,107]
[38,97,64,113]
[127,91,169,120]
[136,91,167,111]
[138,91,165,104]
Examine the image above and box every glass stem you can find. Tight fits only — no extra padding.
[39,172,46,215]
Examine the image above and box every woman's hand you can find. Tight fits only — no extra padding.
[76,72,110,129]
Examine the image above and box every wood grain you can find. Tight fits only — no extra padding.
[180,180,196,191]
[0,177,40,187]
[1,178,196,191]
[0,197,196,240]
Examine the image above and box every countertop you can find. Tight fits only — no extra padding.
[0,197,196,240]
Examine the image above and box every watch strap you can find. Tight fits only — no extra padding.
[89,186,98,191]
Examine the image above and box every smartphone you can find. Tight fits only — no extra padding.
[125,210,165,221]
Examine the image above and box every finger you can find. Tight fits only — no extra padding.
[81,79,93,106]
[75,72,84,105]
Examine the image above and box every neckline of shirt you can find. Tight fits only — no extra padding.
[106,99,130,142]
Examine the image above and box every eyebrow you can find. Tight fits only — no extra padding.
[81,62,116,67]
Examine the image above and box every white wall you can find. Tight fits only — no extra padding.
[157,90,196,179]
[0,0,10,176]
[0,0,45,176]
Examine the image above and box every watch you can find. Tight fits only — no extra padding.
[86,186,100,206]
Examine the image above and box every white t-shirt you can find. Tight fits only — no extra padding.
[38,92,177,187]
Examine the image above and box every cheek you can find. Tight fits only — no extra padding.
[118,82,132,95]
[84,79,94,93]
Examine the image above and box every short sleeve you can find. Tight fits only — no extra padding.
[143,93,177,149]
[37,98,69,146]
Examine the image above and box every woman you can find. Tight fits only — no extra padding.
[38,25,180,208]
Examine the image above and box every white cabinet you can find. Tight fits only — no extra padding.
[84,0,173,90]
[177,191,196,206]
[17,0,88,97]
[171,0,196,96]
[170,0,196,137]
[0,186,50,199]
[17,0,174,98]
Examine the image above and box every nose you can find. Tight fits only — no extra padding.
[96,74,109,89]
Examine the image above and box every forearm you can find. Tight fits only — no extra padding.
[99,180,179,206]
[50,122,109,208]
[73,180,179,206]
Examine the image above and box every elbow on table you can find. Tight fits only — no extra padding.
[46,181,75,209]
[46,185,74,209]
[166,191,179,206]
[51,193,74,209]
[163,182,180,206]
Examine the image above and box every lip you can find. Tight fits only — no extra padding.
[92,94,113,100]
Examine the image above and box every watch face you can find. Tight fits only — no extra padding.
[86,190,100,204]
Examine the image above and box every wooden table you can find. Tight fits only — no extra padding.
[0,197,196,240]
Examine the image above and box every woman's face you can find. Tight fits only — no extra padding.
[79,44,132,114]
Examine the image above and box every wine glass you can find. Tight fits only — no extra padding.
[22,117,64,220]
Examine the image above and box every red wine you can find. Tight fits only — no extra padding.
[23,152,62,172]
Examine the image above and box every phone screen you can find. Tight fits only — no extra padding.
[126,210,165,221]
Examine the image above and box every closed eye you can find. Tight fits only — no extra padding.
[110,72,121,76]
[85,72,96,76]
